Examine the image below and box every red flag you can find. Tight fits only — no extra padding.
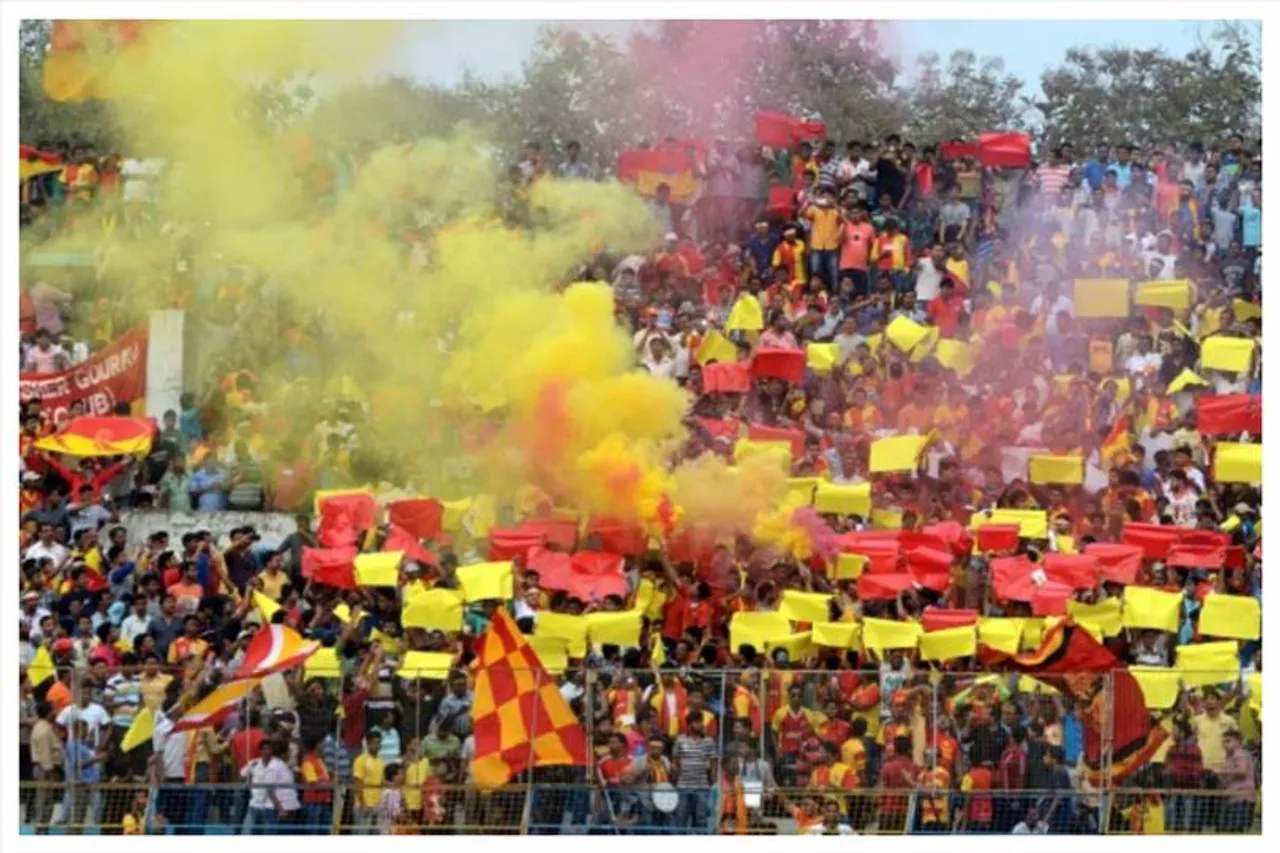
[1178,530,1231,549]
[1121,523,1180,560]
[385,525,438,567]
[701,361,752,394]
[747,424,805,460]
[857,572,914,600]
[387,499,443,540]
[906,547,953,593]
[921,607,979,632]
[1084,543,1144,585]
[835,533,903,574]
[1041,554,1101,589]
[694,418,741,442]
[978,132,1031,168]
[584,517,648,556]
[301,546,358,590]
[519,518,579,550]
[939,140,980,160]
[567,552,627,602]
[1165,544,1226,570]
[751,348,806,384]
[488,529,546,561]
[1031,581,1073,616]
[754,111,826,149]
[990,555,1037,601]
[1196,393,1261,436]
[766,184,797,218]
[975,525,1021,553]
[316,493,379,548]
[234,624,319,680]
[920,521,973,558]
[1100,414,1132,464]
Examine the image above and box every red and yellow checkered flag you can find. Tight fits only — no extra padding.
[470,610,588,788]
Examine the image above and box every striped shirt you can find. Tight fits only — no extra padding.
[672,734,717,787]
[105,673,142,729]
[1038,164,1072,197]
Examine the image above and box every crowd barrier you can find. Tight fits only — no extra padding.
[24,664,1258,834]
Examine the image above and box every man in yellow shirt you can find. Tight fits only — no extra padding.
[351,732,386,833]
[1193,689,1232,779]
[257,551,289,602]
[401,736,432,826]
[801,189,841,289]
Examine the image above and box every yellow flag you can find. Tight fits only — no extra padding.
[884,315,930,353]
[780,590,833,623]
[1133,279,1192,311]
[1028,455,1084,485]
[1214,442,1262,484]
[1129,666,1181,710]
[909,326,940,363]
[1122,586,1183,633]
[806,342,840,374]
[861,617,922,651]
[585,611,643,648]
[973,509,1048,539]
[535,612,589,658]
[869,434,929,473]
[977,618,1024,655]
[733,439,791,470]
[1247,673,1261,714]
[649,631,666,666]
[919,626,977,661]
[354,551,403,587]
[728,611,792,654]
[725,293,764,332]
[121,707,155,752]
[1166,368,1209,395]
[1068,598,1123,638]
[1073,279,1130,318]
[440,497,474,532]
[26,646,54,687]
[766,631,813,659]
[397,651,454,680]
[253,591,281,623]
[934,339,973,376]
[1200,336,1256,373]
[1176,640,1239,689]
[1019,617,1052,650]
[402,588,465,632]
[1198,593,1261,641]
[696,329,739,365]
[811,621,860,649]
[831,553,867,580]
[457,561,514,601]
[870,508,904,530]
[813,482,871,516]
[528,635,569,675]
[1232,298,1262,323]
[785,477,820,506]
[304,646,341,681]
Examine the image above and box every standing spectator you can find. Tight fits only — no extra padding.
[1219,731,1256,833]
[671,711,717,832]
[241,739,292,835]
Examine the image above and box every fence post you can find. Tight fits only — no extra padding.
[330,698,342,835]
[67,665,78,833]
[584,665,597,834]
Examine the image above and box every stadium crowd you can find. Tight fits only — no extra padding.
[18,125,1262,836]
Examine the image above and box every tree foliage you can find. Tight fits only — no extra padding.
[20,19,1261,169]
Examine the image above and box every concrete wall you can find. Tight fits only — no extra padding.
[117,509,298,548]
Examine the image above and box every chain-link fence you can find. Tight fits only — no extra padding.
[20,664,1260,834]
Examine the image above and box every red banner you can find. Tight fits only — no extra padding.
[19,326,148,425]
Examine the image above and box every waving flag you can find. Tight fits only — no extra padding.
[300,546,358,590]
[172,678,261,733]
[316,491,380,548]
[234,624,319,680]
[470,611,588,788]
[387,498,444,540]
[35,416,155,457]
[1196,394,1262,436]
[616,143,704,205]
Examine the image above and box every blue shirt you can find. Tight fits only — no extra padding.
[1240,203,1261,247]
[1109,162,1133,189]
[65,738,100,784]
[1082,159,1107,191]
[747,234,779,275]
[188,470,228,511]
[1063,715,1082,766]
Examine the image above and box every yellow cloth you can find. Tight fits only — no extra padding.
[919,626,976,661]
[120,708,155,752]
[535,612,589,658]
[26,646,54,687]
[1073,279,1130,317]
[1067,598,1123,638]
[811,621,859,649]
[354,551,403,587]
[831,553,866,580]
[861,617,921,652]
[695,330,738,365]
[1198,593,1260,641]
[304,646,342,680]
[870,508,904,530]
[1200,336,1256,373]
[725,293,764,332]
[1028,455,1084,485]
[1133,279,1192,310]
[1214,442,1262,484]
[1176,641,1239,689]
[934,339,974,376]
[813,482,871,516]
[977,618,1024,655]
[1165,368,1209,394]
[396,651,454,680]
[884,315,930,353]
[1122,586,1182,633]
[402,588,465,632]
[585,610,643,648]
[868,434,929,473]
[1232,298,1261,323]
[733,439,791,471]
[457,561,514,601]
[806,342,840,374]
[728,611,792,653]
[785,477,819,506]
[780,590,833,624]
[528,635,569,675]
[253,590,282,622]
[1128,666,1181,710]
[973,509,1048,539]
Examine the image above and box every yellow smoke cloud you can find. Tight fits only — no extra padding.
[29,21,792,543]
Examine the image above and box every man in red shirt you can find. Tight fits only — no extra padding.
[837,204,875,297]
[927,278,963,338]
[996,724,1028,831]
[878,735,920,833]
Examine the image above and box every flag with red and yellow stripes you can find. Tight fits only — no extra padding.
[1099,413,1132,469]
[470,610,588,788]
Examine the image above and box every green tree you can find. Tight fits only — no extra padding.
[904,50,1026,142]
[1033,24,1260,147]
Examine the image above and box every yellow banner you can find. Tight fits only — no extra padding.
[1198,593,1260,641]
[780,590,833,624]
[1214,442,1262,484]
[1176,640,1239,689]
[919,626,977,661]
[1200,336,1255,374]
[1122,586,1183,633]
[402,588,465,632]
[811,621,860,649]
[861,617,922,651]
[813,481,871,516]
[457,561,514,601]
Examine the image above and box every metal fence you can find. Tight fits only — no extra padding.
[21,663,1260,835]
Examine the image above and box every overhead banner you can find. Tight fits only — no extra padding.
[19,326,148,423]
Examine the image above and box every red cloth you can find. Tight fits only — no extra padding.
[584,517,648,556]
[1084,543,1144,585]
[1041,554,1101,589]
[1121,523,1180,560]
[990,556,1036,601]
[920,607,979,632]
[940,140,980,161]
[974,525,1021,553]
[857,572,914,600]
[920,521,973,558]
[386,499,443,540]
[746,423,805,459]
[702,362,752,394]
[385,524,438,567]
[1165,544,1226,570]
[300,546,358,590]
[1196,394,1262,436]
[766,184,797,219]
[835,534,903,574]
[518,518,579,549]
[694,418,741,442]
[316,493,379,549]
[487,529,545,561]
[906,547,953,593]
[1031,581,1072,616]
[754,111,826,149]
[977,132,1031,168]
[751,348,806,384]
